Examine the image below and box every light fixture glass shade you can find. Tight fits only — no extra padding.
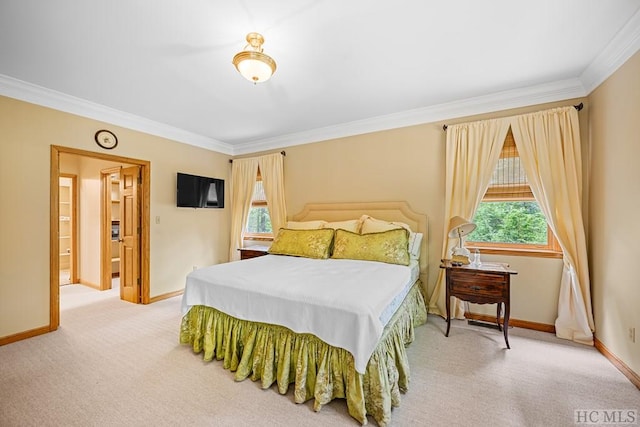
[232,33,277,83]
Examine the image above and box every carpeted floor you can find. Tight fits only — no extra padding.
[0,284,637,426]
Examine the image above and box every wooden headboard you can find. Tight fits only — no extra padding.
[291,201,429,285]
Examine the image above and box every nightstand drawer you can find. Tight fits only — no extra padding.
[450,270,506,283]
[451,280,505,297]
[449,272,506,297]
[449,271,506,296]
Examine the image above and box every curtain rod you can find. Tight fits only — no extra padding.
[441,102,584,131]
[229,150,286,164]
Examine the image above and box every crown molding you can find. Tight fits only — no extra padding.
[4,5,639,159]
[233,78,587,155]
[0,74,234,155]
[233,8,640,155]
[580,8,640,93]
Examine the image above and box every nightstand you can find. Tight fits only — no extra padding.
[238,245,270,260]
[440,260,517,348]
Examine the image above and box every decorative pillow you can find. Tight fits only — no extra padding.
[268,228,335,259]
[360,215,411,234]
[322,219,362,233]
[360,215,422,260]
[331,228,410,266]
[286,220,327,230]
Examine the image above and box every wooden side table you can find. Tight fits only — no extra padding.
[440,260,517,348]
[238,245,270,260]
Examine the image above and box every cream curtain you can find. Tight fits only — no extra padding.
[257,153,288,235]
[510,107,594,345]
[228,158,259,261]
[428,119,510,318]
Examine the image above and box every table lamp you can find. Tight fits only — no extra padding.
[448,216,476,264]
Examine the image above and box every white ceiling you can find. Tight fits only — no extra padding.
[1,1,640,155]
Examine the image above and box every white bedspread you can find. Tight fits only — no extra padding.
[181,255,414,373]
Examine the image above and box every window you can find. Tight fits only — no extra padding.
[245,177,273,240]
[467,129,561,257]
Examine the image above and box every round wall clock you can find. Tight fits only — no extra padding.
[94,129,118,149]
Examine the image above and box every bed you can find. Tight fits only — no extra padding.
[180,202,428,426]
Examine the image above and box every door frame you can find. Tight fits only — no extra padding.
[50,145,151,330]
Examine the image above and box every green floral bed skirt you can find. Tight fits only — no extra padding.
[180,281,427,426]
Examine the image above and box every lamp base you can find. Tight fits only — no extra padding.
[451,246,471,265]
[451,254,470,265]
[452,246,471,258]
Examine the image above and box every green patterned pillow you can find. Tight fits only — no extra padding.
[331,228,410,265]
[268,228,335,259]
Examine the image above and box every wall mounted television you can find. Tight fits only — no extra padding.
[176,172,224,208]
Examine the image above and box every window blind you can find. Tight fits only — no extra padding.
[483,129,534,201]
[251,179,267,205]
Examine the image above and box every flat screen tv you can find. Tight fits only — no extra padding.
[176,172,224,208]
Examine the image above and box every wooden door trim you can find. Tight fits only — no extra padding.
[50,145,151,331]
[50,148,60,330]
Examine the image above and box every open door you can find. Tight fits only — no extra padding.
[119,165,141,303]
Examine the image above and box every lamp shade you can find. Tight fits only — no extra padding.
[448,216,476,238]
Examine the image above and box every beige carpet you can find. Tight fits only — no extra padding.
[0,284,637,427]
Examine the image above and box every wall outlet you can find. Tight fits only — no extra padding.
[629,327,636,343]
[192,265,198,271]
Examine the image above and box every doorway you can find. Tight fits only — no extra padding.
[50,145,151,331]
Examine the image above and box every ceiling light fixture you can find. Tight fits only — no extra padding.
[232,32,277,84]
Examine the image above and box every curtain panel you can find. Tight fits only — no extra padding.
[428,119,510,318]
[257,153,288,235]
[229,158,259,261]
[510,106,594,344]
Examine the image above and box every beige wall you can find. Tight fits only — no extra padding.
[2,76,616,368]
[0,96,231,338]
[588,50,640,375]
[282,99,585,325]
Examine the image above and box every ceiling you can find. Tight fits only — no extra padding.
[1,1,639,155]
